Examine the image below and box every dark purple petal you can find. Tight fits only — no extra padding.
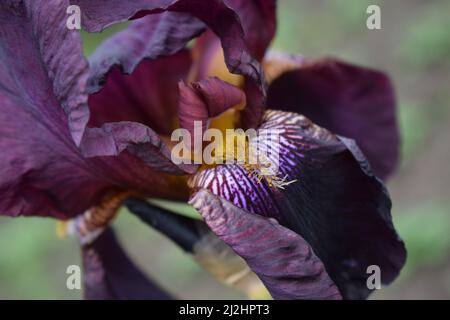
[178,77,246,137]
[88,51,191,136]
[190,189,342,300]
[189,31,265,129]
[267,59,400,179]
[224,0,277,60]
[0,84,189,219]
[75,0,266,92]
[87,13,204,94]
[0,1,190,218]
[126,197,272,298]
[0,0,89,145]
[76,0,276,61]
[189,110,406,299]
[193,77,246,115]
[83,228,172,300]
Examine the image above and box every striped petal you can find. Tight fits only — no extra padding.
[267,58,400,179]
[189,109,406,299]
[190,189,342,300]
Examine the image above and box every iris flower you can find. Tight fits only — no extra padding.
[0,0,405,300]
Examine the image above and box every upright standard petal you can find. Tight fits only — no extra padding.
[267,59,400,179]
[224,0,277,60]
[74,0,266,93]
[189,110,406,299]
[87,13,204,94]
[190,189,342,300]
[83,228,172,300]
[88,51,191,136]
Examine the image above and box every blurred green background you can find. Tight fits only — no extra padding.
[1,0,449,299]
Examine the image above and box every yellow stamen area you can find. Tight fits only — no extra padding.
[189,46,297,189]
[209,131,297,190]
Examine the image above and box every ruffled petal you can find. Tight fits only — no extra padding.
[76,0,265,92]
[87,13,204,94]
[125,198,272,299]
[189,109,406,299]
[0,1,189,218]
[190,189,342,300]
[0,0,89,145]
[83,228,172,299]
[267,58,400,179]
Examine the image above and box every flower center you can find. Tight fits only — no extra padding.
[185,45,297,189]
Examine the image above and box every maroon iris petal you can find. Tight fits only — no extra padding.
[75,0,266,92]
[0,0,89,145]
[189,110,406,299]
[88,51,191,136]
[178,77,246,137]
[267,59,400,179]
[190,189,342,300]
[224,0,277,60]
[0,1,190,218]
[87,13,204,95]
[83,228,172,300]
[189,31,266,129]
[193,77,246,115]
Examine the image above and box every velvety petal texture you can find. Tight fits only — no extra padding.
[83,228,172,299]
[189,110,406,299]
[267,59,400,179]
[87,13,204,94]
[125,198,271,299]
[0,0,190,218]
[224,0,277,60]
[178,77,246,137]
[190,189,342,300]
[189,31,266,129]
[0,0,89,145]
[75,0,266,92]
[78,0,270,132]
[88,51,191,136]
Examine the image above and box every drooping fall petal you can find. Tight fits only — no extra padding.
[189,110,406,299]
[125,197,271,299]
[0,0,90,145]
[267,58,400,179]
[190,189,342,300]
[0,0,190,218]
[83,228,172,299]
